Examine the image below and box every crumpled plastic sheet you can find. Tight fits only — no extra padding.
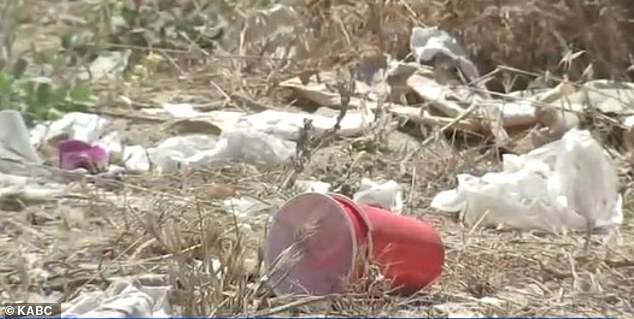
[410,26,480,82]
[0,110,44,174]
[28,112,126,172]
[353,178,404,214]
[215,129,295,164]
[162,104,375,141]
[431,129,622,233]
[0,172,67,204]
[0,111,67,204]
[62,279,172,318]
[234,110,375,141]
[30,112,111,147]
[123,130,295,173]
[295,180,332,194]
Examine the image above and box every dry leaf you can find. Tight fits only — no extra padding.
[206,183,240,199]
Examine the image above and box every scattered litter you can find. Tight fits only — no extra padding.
[30,112,110,147]
[431,129,622,233]
[62,279,172,318]
[559,80,634,114]
[123,130,295,173]
[146,134,219,173]
[233,110,375,141]
[5,5,634,316]
[162,104,375,142]
[409,26,480,82]
[214,129,295,165]
[353,178,404,214]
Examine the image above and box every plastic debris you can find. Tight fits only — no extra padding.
[162,104,375,142]
[409,26,480,82]
[265,193,444,296]
[295,180,332,194]
[122,145,151,173]
[0,110,43,174]
[557,80,634,114]
[353,178,404,214]
[98,131,124,158]
[123,130,295,173]
[146,134,219,173]
[58,140,110,174]
[163,103,212,118]
[431,129,622,233]
[62,278,172,318]
[233,110,375,141]
[0,111,66,208]
[215,129,295,164]
[30,112,110,147]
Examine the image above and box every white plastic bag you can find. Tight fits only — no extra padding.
[123,130,295,173]
[431,129,622,233]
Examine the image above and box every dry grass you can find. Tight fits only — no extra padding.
[1,0,634,317]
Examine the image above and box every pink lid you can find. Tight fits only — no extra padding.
[264,193,360,296]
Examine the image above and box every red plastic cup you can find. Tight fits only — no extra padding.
[264,192,444,296]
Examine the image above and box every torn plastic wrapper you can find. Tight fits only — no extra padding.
[161,103,375,142]
[431,129,622,233]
